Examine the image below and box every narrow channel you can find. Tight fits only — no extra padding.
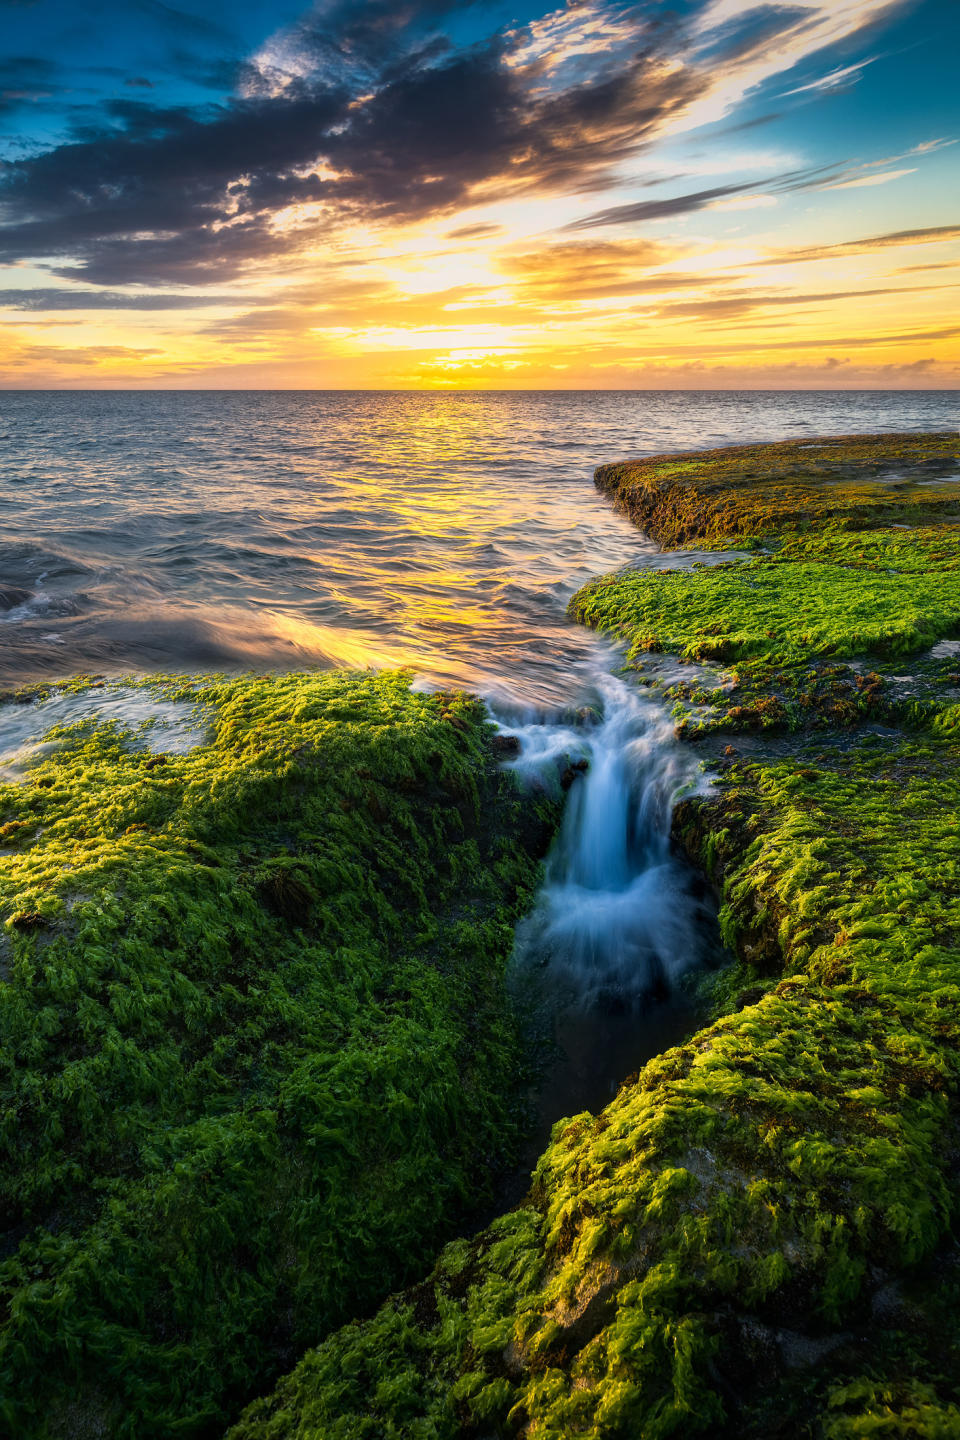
[492,664,726,1174]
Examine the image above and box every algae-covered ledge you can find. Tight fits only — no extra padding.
[0,671,565,1437]
[226,431,960,1440]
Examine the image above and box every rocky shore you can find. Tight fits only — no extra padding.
[3,431,960,1439]
[227,431,960,1439]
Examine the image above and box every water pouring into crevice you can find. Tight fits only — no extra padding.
[493,670,726,1160]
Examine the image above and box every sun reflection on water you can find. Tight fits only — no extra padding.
[1,389,954,702]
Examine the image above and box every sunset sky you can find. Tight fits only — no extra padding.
[0,0,957,388]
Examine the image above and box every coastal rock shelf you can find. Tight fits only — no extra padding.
[0,672,561,1437]
[228,432,960,1440]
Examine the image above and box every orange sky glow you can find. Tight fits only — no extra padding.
[0,0,956,388]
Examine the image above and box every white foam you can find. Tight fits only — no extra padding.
[0,685,205,781]
[496,670,713,1008]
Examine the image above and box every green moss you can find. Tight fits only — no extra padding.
[226,434,960,1440]
[572,531,960,668]
[592,433,960,549]
[573,435,960,738]
[228,731,960,1440]
[0,670,560,1439]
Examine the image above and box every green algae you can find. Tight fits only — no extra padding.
[572,536,960,666]
[0,670,561,1439]
[225,433,960,1440]
[593,433,960,549]
[574,436,960,739]
[227,714,960,1440]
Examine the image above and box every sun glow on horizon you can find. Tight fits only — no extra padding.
[0,0,956,389]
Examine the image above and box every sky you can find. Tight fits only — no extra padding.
[0,0,957,388]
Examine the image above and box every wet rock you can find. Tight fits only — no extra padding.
[558,756,589,789]
[0,586,31,611]
[9,910,48,930]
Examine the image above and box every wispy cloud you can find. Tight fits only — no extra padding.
[780,54,879,96]
[0,287,267,309]
[824,166,917,189]
[760,223,960,264]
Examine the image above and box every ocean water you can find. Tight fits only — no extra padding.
[0,389,956,700]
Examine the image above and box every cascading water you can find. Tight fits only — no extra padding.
[493,669,721,1135]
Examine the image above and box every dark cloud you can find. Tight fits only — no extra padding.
[0,286,267,309]
[571,180,761,227]
[131,0,236,45]
[0,88,348,282]
[696,4,813,66]
[0,54,57,86]
[709,110,782,136]
[0,54,60,111]
[0,1,707,284]
[446,222,503,239]
[569,164,843,228]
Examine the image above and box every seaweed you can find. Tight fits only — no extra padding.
[226,433,960,1440]
[0,670,561,1439]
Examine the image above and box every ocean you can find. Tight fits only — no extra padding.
[1,388,956,701]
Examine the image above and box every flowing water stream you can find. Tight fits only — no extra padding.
[494,668,720,1152]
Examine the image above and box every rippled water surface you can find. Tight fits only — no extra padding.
[1,389,956,700]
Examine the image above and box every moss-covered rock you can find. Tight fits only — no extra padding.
[574,432,960,738]
[227,434,960,1439]
[591,432,960,549]
[0,670,561,1439]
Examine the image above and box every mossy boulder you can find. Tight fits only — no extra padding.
[592,432,960,548]
[0,670,561,1439]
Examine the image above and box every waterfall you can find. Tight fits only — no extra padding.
[492,670,719,1132]
[498,671,711,1014]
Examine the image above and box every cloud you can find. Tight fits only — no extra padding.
[446,222,503,239]
[679,0,908,133]
[7,341,161,365]
[498,238,694,301]
[680,322,960,355]
[568,163,843,227]
[0,287,265,309]
[569,131,938,230]
[0,9,708,284]
[0,54,60,111]
[823,166,916,189]
[130,0,235,46]
[906,137,956,156]
[761,223,960,264]
[0,88,347,282]
[780,54,878,96]
[0,0,915,287]
[654,284,940,321]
